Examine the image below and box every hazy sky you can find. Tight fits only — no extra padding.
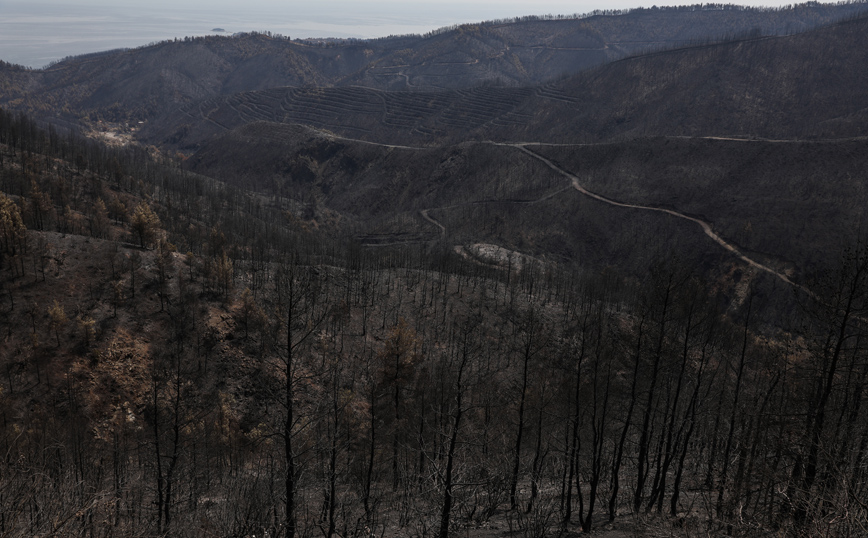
[13,0,810,8]
[0,0,840,68]
[6,0,821,17]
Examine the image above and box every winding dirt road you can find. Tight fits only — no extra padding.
[351,136,808,292]
[415,186,570,243]
[311,128,427,151]
[197,122,808,292]
[420,209,446,239]
[502,143,806,292]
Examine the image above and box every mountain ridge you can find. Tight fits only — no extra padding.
[3,1,867,127]
[137,12,868,153]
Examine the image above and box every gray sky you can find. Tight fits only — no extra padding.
[0,1,844,68]
[2,0,827,23]
[31,0,811,8]
[22,0,824,18]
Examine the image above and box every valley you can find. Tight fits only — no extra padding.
[2,3,868,538]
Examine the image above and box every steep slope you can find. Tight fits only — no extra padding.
[2,2,866,127]
[143,13,868,150]
[4,95,868,538]
[143,85,539,150]
[2,35,334,122]
[6,6,868,284]
[179,121,868,280]
[495,14,868,142]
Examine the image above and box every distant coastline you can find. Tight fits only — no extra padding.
[0,0,812,69]
[0,2,500,69]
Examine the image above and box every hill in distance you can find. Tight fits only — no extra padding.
[2,1,867,127]
[138,12,868,152]
[134,12,868,290]
[3,3,867,299]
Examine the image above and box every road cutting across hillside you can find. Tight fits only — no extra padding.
[503,143,809,293]
[258,129,811,294]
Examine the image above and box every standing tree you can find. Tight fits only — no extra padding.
[130,201,160,248]
[508,304,550,511]
[48,299,67,347]
[90,197,110,239]
[274,260,330,538]
[0,191,27,258]
[377,317,422,492]
[438,318,479,538]
[787,243,868,527]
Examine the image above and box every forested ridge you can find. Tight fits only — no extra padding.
[2,102,868,538]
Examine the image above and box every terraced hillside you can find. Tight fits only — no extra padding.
[146,13,868,150]
[146,85,546,149]
[2,2,866,128]
[178,121,868,284]
[488,14,868,142]
[5,4,868,289]
[5,8,868,538]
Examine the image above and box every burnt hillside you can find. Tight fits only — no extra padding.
[2,1,866,128]
[2,106,868,538]
[143,13,868,151]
